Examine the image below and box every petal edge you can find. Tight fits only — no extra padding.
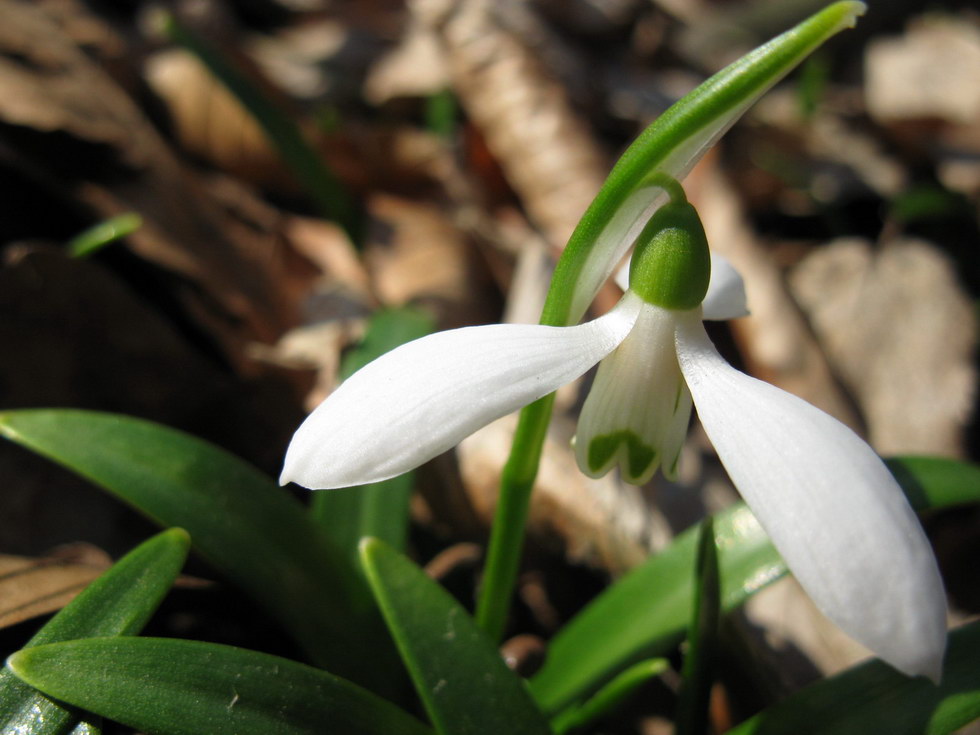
[281,294,643,490]
[676,318,946,681]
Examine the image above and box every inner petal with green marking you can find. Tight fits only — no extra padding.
[586,429,657,481]
[574,303,698,485]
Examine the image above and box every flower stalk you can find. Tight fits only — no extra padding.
[281,0,945,685]
[474,1,868,641]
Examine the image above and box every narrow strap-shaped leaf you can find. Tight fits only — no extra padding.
[530,502,775,715]
[551,659,669,734]
[529,456,980,714]
[885,456,980,512]
[359,538,552,735]
[0,409,393,689]
[674,518,721,735]
[0,529,189,734]
[67,212,142,258]
[6,637,433,735]
[311,308,434,559]
[726,621,980,735]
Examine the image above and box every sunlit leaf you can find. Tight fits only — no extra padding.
[360,538,551,735]
[727,621,980,735]
[67,213,142,258]
[0,529,189,734]
[7,637,433,735]
[551,659,669,735]
[0,409,396,690]
[530,456,980,714]
[675,518,721,735]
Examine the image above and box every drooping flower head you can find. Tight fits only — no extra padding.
[281,1,947,683]
[281,189,946,681]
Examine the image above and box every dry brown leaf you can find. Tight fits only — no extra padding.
[419,0,609,249]
[789,237,976,457]
[363,192,501,329]
[0,543,111,629]
[456,415,671,575]
[865,15,980,126]
[145,49,296,191]
[258,193,502,411]
[364,14,450,103]
[0,0,302,366]
[688,154,862,429]
[740,575,876,688]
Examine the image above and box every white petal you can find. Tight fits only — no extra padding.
[281,293,644,490]
[575,303,692,484]
[613,252,749,321]
[613,258,631,294]
[702,254,749,320]
[676,318,947,681]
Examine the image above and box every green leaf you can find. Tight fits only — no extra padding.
[797,54,829,119]
[6,638,433,735]
[426,89,458,140]
[529,456,980,715]
[541,1,866,327]
[69,720,101,735]
[67,212,142,258]
[885,456,980,512]
[359,538,552,735]
[530,503,775,715]
[311,308,434,559]
[0,529,189,734]
[727,621,980,735]
[0,409,392,688]
[551,659,669,735]
[674,518,721,735]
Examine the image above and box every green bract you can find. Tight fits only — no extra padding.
[543,1,867,327]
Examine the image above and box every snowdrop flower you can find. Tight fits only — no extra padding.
[281,195,946,683]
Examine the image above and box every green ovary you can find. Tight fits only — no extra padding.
[629,201,711,311]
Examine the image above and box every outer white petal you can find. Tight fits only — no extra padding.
[675,317,947,682]
[281,293,643,490]
[702,254,749,320]
[614,252,749,322]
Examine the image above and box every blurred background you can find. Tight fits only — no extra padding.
[1,0,977,731]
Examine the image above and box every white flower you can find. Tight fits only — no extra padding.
[281,201,946,683]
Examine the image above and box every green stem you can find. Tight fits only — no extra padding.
[474,1,865,639]
[475,395,554,640]
[640,172,687,205]
[475,179,687,639]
